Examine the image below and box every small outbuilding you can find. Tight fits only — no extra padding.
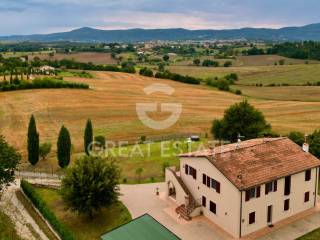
[100,214,180,240]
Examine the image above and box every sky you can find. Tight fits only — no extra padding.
[1,0,320,35]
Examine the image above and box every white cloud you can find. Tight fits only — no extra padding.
[0,0,320,35]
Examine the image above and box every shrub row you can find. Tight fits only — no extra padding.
[155,70,200,85]
[0,78,89,92]
[21,180,74,240]
[32,59,136,74]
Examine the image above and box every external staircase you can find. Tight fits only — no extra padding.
[168,169,200,221]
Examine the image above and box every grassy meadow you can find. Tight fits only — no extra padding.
[232,85,320,102]
[168,63,320,85]
[171,55,317,67]
[34,187,132,240]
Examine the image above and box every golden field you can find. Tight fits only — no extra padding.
[0,71,319,165]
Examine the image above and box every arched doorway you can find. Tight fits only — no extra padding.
[167,181,176,199]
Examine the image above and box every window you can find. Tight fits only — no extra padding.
[265,180,277,195]
[284,176,291,196]
[245,186,260,201]
[209,201,216,214]
[206,176,211,188]
[185,164,189,175]
[304,192,310,202]
[284,199,290,211]
[249,212,255,224]
[203,174,206,185]
[211,178,221,193]
[186,166,197,180]
[192,167,197,180]
[305,170,311,181]
[202,196,206,207]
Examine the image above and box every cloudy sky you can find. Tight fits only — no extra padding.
[1,0,320,35]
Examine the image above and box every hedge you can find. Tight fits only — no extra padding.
[0,78,89,92]
[20,180,74,240]
[155,70,200,85]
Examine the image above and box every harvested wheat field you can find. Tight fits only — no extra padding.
[0,71,319,162]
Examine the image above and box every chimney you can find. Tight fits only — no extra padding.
[209,145,215,161]
[302,134,309,153]
[236,138,241,149]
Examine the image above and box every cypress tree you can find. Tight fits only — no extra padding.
[27,115,39,165]
[57,125,71,168]
[84,119,93,155]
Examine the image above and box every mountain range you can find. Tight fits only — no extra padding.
[1,23,320,42]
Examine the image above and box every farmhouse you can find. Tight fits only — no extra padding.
[39,65,55,75]
[165,137,320,238]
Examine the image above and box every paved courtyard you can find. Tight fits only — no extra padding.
[120,183,320,240]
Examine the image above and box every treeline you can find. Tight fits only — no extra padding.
[288,130,320,158]
[193,59,233,67]
[138,67,201,85]
[32,58,136,73]
[0,42,50,52]
[154,70,201,85]
[268,41,320,60]
[242,41,320,60]
[0,77,89,92]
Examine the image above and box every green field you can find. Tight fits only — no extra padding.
[0,210,22,240]
[57,70,93,78]
[34,139,207,183]
[232,86,320,102]
[170,55,317,67]
[168,64,320,86]
[34,187,132,240]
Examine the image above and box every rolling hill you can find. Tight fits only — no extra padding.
[2,23,320,42]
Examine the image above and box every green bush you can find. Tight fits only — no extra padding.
[235,89,242,95]
[21,180,74,240]
[206,78,230,91]
[202,59,220,67]
[139,67,154,77]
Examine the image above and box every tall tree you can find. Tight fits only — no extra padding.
[61,156,120,218]
[211,100,271,142]
[27,115,39,165]
[84,119,93,156]
[57,126,71,168]
[288,131,305,146]
[309,130,320,158]
[0,136,21,195]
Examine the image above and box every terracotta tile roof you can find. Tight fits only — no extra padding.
[179,138,320,190]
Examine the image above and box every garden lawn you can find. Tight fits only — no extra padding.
[107,139,208,183]
[33,187,132,240]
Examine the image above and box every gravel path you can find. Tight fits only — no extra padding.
[0,181,50,240]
